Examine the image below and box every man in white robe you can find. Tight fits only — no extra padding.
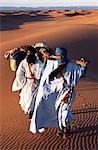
[29,47,88,136]
[12,42,55,117]
[12,47,41,114]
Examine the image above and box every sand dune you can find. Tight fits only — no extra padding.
[0,10,98,150]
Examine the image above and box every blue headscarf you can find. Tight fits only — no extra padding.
[55,47,68,65]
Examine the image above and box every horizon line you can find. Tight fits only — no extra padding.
[0,6,98,8]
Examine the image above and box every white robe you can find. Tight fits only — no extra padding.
[30,60,85,133]
[12,58,41,114]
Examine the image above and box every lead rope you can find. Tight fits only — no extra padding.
[59,69,67,88]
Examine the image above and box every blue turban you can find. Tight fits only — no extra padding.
[55,47,68,65]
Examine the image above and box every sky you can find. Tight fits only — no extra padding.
[0,0,98,7]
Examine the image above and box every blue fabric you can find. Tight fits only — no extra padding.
[55,47,68,65]
[36,92,59,130]
[55,47,67,57]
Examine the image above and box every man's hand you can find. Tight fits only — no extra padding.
[4,51,10,59]
[76,58,89,67]
[4,48,18,59]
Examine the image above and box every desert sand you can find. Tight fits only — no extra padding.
[0,10,98,150]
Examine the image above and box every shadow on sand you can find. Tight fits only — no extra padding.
[65,11,90,17]
[0,11,54,31]
[26,105,98,150]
